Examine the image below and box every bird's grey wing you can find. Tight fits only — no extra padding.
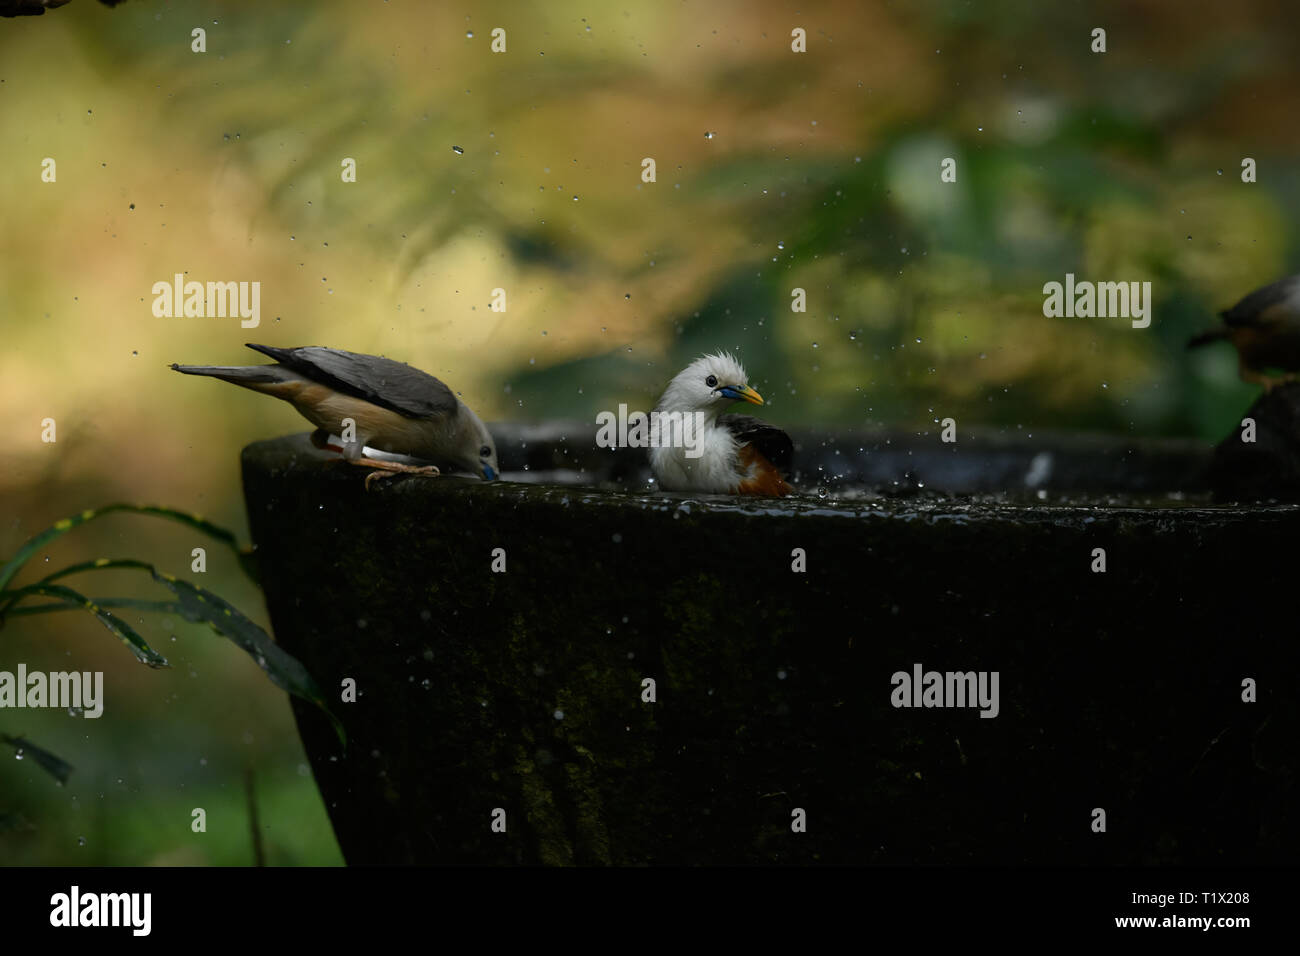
[1221,275,1300,327]
[244,344,458,419]
[719,414,794,471]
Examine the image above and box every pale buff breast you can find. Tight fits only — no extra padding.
[251,379,445,457]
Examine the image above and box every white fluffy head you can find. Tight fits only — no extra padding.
[655,352,753,415]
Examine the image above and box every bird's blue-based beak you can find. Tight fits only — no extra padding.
[718,384,765,406]
[482,464,497,481]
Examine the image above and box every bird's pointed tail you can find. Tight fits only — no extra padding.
[170,363,290,385]
[1187,328,1229,350]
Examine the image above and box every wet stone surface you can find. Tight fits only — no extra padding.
[243,431,1299,865]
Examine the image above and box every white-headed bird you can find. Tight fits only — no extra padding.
[172,343,498,487]
[1189,274,1300,390]
[649,352,794,496]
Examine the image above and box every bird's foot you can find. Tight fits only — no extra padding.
[352,457,441,491]
[1256,373,1298,392]
[1239,366,1296,392]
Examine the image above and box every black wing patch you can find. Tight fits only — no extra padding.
[244,344,458,419]
[719,414,794,472]
[1221,275,1300,327]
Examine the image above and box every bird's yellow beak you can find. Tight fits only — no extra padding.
[720,384,765,406]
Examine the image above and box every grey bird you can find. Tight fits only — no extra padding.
[1188,274,1300,390]
[172,344,498,487]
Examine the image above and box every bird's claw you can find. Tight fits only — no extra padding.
[363,464,441,491]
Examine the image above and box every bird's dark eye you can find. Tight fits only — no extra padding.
[480,445,492,458]
[705,374,718,388]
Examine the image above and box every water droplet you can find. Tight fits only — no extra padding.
[78,836,87,846]
[452,145,464,155]
[704,131,715,139]
[1216,168,1223,175]
[466,30,474,37]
